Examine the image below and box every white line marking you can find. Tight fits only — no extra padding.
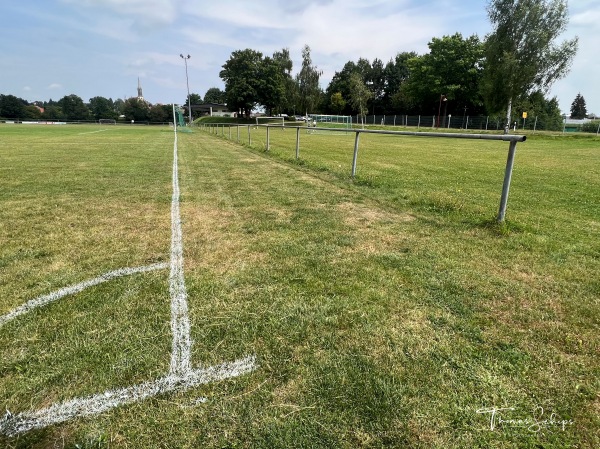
[0,263,168,328]
[169,129,193,375]
[0,126,257,436]
[0,355,256,437]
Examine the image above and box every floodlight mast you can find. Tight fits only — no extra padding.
[180,54,192,124]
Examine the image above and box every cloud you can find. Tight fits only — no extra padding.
[61,0,180,28]
[48,83,63,90]
[23,86,32,91]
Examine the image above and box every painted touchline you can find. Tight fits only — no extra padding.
[169,130,192,375]
[0,124,257,436]
[0,356,257,437]
[0,263,168,328]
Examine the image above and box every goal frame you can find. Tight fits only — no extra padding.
[307,114,352,134]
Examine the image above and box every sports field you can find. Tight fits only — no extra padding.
[1,124,598,448]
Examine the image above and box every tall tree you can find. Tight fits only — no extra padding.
[258,56,285,116]
[349,72,373,128]
[325,61,358,114]
[149,104,172,123]
[403,33,484,116]
[58,94,90,121]
[89,96,117,121]
[369,58,386,114]
[272,48,295,114]
[188,92,203,104]
[203,88,226,104]
[122,98,150,122]
[220,49,264,118]
[382,52,417,113]
[330,92,346,115]
[482,0,578,132]
[296,45,323,115]
[570,93,587,119]
[0,94,27,119]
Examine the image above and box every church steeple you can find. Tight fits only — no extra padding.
[137,77,144,101]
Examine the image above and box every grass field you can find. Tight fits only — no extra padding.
[1,123,598,448]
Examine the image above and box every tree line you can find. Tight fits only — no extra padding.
[217,0,580,132]
[0,85,232,123]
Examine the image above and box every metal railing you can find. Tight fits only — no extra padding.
[200,123,526,223]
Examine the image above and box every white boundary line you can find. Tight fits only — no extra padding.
[0,356,256,436]
[0,263,168,328]
[0,124,257,436]
[169,130,192,375]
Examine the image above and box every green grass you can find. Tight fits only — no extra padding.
[1,123,598,448]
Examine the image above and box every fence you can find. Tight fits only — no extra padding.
[352,114,566,133]
[200,123,526,223]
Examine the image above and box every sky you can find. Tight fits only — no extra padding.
[1,0,598,115]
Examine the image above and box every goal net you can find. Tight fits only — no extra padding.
[98,119,116,125]
[307,114,352,134]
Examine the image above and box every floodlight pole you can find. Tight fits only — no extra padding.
[180,54,192,124]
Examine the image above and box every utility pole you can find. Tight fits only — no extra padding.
[180,54,192,124]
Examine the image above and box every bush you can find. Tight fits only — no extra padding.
[581,120,600,133]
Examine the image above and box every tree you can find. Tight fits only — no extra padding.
[89,96,117,121]
[368,58,386,114]
[188,93,203,105]
[330,92,346,115]
[122,98,150,122]
[58,94,90,121]
[203,88,225,104]
[512,90,563,130]
[349,73,373,128]
[272,48,296,114]
[482,0,578,132]
[23,105,42,120]
[149,104,172,123]
[403,33,485,116]
[570,93,587,119]
[258,56,285,116]
[0,94,27,119]
[41,105,63,120]
[113,98,125,117]
[220,49,264,118]
[296,45,323,115]
[382,52,417,113]
[325,61,358,115]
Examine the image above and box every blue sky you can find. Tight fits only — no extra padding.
[1,0,598,115]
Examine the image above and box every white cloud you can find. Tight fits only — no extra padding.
[48,83,63,90]
[23,86,32,91]
[61,0,180,28]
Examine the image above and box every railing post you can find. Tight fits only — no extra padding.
[295,127,300,159]
[497,140,518,222]
[266,125,270,151]
[351,131,361,178]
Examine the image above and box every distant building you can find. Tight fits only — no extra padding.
[190,103,231,117]
[137,78,145,102]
